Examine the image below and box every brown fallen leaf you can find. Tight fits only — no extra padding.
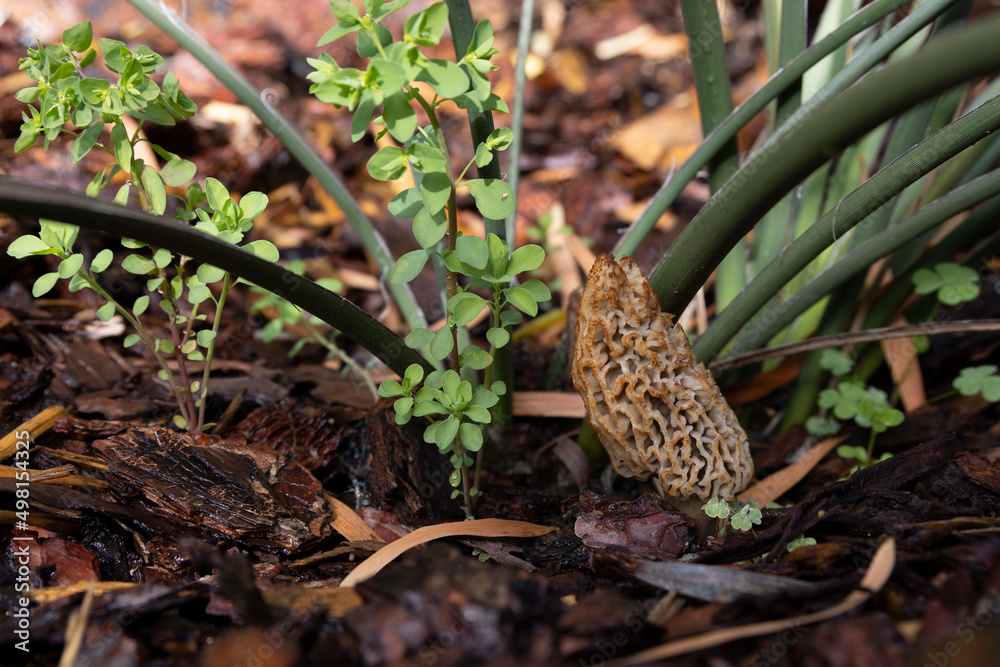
[739,436,847,507]
[613,537,896,666]
[339,518,556,587]
[325,493,383,543]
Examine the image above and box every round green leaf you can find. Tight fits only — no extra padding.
[429,325,454,360]
[57,253,84,279]
[390,249,429,284]
[32,272,60,297]
[96,301,116,322]
[388,188,424,218]
[239,191,268,221]
[413,206,447,248]
[486,327,509,349]
[62,20,93,52]
[456,234,488,270]
[507,244,544,275]
[196,329,216,347]
[133,294,150,316]
[197,264,226,284]
[123,333,141,348]
[152,247,172,269]
[461,345,492,370]
[405,327,434,349]
[71,122,103,164]
[383,92,417,143]
[521,278,551,304]
[367,145,408,181]
[419,171,452,215]
[449,292,487,326]
[110,123,132,173]
[122,254,155,275]
[460,422,484,451]
[245,240,279,262]
[204,177,230,212]
[90,248,113,273]
[503,285,538,316]
[465,178,515,219]
[416,59,469,99]
[486,127,513,150]
[159,158,197,187]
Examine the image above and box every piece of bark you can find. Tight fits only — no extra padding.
[95,428,331,554]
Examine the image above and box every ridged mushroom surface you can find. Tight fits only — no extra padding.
[571,254,753,501]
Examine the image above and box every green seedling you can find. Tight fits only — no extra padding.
[952,364,1000,402]
[819,382,902,473]
[8,21,277,432]
[311,1,549,518]
[702,497,762,533]
[911,262,980,306]
[786,535,817,552]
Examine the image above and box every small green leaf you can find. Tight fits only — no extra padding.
[379,379,404,398]
[351,93,375,141]
[416,59,469,99]
[465,178,515,219]
[430,326,454,360]
[412,206,447,248]
[407,143,447,174]
[456,234,488,270]
[390,249,429,283]
[404,363,424,386]
[133,294,150,316]
[140,165,166,215]
[383,92,417,143]
[367,145,409,181]
[8,235,54,258]
[474,142,493,168]
[520,279,551,304]
[388,188,424,218]
[486,127,513,151]
[461,345,492,370]
[486,327,509,348]
[819,349,854,376]
[122,254,155,275]
[160,158,197,187]
[405,327,434,349]
[96,301,116,322]
[503,286,538,316]
[419,171,452,215]
[58,253,83,279]
[246,240,280,262]
[204,177,230,212]
[449,292,487,326]
[32,272,60,297]
[110,123,132,173]
[62,21,93,52]
[90,248,113,273]
[460,422,483,451]
[123,333,141,348]
[152,247,172,269]
[197,264,226,284]
[506,244,544,275]
[71,122,103,164]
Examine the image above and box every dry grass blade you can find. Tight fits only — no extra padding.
[612,538,896,666]
[0,405,71,462]
[339,519,556,587]
[738,436,846,506]
[58,579,95,667]
[514,391,586,417]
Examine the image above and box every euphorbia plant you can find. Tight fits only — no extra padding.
[7,21,278,433]
[308,0,550,518]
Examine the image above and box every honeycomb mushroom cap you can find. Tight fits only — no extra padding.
[571,254,753,502]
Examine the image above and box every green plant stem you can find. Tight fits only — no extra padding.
[695,93,1000,362]
[651,5,999,323]
[729,167,1000,355]
[445,188,462,373]
[0,177,434,378]
[83,275,189,421]
[444,0,513,425]
[198,272,231,430]
[125,0,427,333]
[614,0,919,258]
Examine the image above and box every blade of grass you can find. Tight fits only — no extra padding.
[680,0,743,310]
[694,93,1000,362]
[0,177,434,378]
[125,0,427,332]
[650,14,1000,326]
[727,167,1000,357]
[614,0,933,258]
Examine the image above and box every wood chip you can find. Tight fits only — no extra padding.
[0,405,71,462]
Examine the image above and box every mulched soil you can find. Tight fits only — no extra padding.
[2,2,1000,666]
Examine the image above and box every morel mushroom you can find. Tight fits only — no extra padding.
[571,254,753,510]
